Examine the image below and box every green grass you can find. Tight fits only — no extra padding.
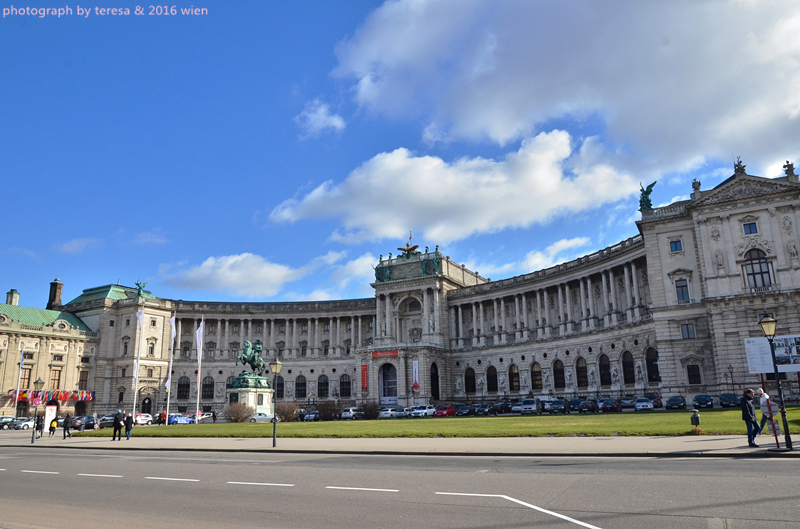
[75,408,800,438]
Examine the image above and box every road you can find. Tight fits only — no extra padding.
[0,445,798,529]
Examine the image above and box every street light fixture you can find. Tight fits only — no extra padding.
[758,314,793,451]
[31,377,44,445]
[727,364,734,391]
[268,358,282,448]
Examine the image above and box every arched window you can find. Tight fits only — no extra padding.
[599,355,611,386]
[531,363,542,390]
[464,368,476,393]
[177,376,190,400]
[486,366,498,392]
[202,376,214,400]
[339,374,351,398]
[744,249,771,288]
[645,348,660,383]
[148,343,155,356]
[622,351,635,385]
[430,363,440,400]
[318,375,329,398]
[295,376,307,399]
[576,357,588,388]
[553,360,565,389]
[508,364,520,391]
[275,375,284,399]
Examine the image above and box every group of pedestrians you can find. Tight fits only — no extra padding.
[740,387,776,447]
[111,409,134,441]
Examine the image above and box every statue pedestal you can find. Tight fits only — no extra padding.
[226,371,274,415]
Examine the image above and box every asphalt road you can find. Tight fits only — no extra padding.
[0,447,798,529]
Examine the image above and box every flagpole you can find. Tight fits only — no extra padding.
[132,307,144,418]
[165,314,176,425]
[14,342,25,414]
[195,317,204,424]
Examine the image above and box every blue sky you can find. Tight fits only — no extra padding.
[3,1,799,307]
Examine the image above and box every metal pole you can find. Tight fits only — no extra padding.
[767,336,793,450]
[15,343,24,415]
[30,404,37,444]
[272,373,277,448]
[132,309,144,418]
[165,315,175,425]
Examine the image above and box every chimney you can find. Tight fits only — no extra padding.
[47,278,63,310]
[5,289,19,306]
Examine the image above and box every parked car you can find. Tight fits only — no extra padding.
[250,413,277,423]
[411,405,436,418]
[168,414,195,425]
[455,405,474,416]
[340,407,364,420]
[434,405,456,417]
[474,404,496,416]
[97,414,116,429]
[665,396,687,409]
[71,416,99,430]
[511,401,524,413]
[692,395,714,409]
[394,408,410,418]
[0,416,17,429]
[644,392,663,408]
[719,393,739,408]
[195,412,214,423]
[492,401,513,414]
[634,398,654,411]
[378,408,399,419]
[619,396,637,409]
[303,411,320,422]
[598,398,620,412]
[135,413,153,426]
[296,409,308,421]
[520,399,542,415]
[569,399,584,412]
[13,418,34,430]
[548,400,568,414]
[578,400,599,413]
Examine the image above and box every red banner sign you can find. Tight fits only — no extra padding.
[371,350,399,357]
[361,364,368,392]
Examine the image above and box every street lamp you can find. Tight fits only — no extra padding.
[727,365,734,391]
[758,314,793,451]
[30,377,44,445]
[268,358,282,448]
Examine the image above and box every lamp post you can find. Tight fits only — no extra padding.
[727,365,734,392]
[724,372,729,392]
[268,358,282,448]
[758,315,793,450]
[30,377,44,445]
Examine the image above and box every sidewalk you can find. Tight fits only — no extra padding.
[2,430,797,457]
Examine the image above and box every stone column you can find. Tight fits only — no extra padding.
[376,296,383,339]
[336,316,342,356]
[557,285,565,335]
[478,301,486,346]
[292,318,298,356]
[579,279,587,332]
[458,305,465,348]
[357,315,362,347]
[423,288,430,334]
[601,271,610,327]
[175,318,182,357]
[609,269,619,326]
[624,264,633,322]
[385,294,393,339]
[522,293,529,340]
[543,288,551,338]
[514,295,521,340]
[500,298,507,345]
[492,299,499,342]
[565,283,574,334]
[471,303,478,346]
[269,320,275,351]
[587,277,596,329]
[449,307,456,348]
[631,261,641,319]
[220,319,227,359]
[535,290,542,339]
[432,287,440,335]
[191,319,197,359]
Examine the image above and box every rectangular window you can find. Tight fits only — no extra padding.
[675,279,690,302]
[53,355,63,362]
[324,324,330,332]
[81,357,91,364]
[23,352,34,360]
[257,394,264,406]
[346,323,352,331]
[279,325,286,333]
[50,369,61,390]
[151,319,157,327]
[256,325,263,333]
[121,368,127,378]
[126,319,130,326]
[232,325,240,333]
[369,321,374,329]
[208,325,216,333]
[109,320,115,327]
[78,371,89,390]
[670,240,682,252]
[20,368,31,389]
[302,324,308,332]
[681,324,695,339]
[687,365,702,385]
[744,222,758,235]
[147,368,153,378]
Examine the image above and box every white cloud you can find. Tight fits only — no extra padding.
[7,247,36,258]
[162,251,346,298]
[464,237,591,279]
[133,229,169,246]
[53,238,99,254]
[295,98,346,139]
[284,253,378,301]
[334,0,800,175]
[270,130,637,244]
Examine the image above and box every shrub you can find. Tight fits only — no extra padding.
[276,402,298,422]
[223,403,254,423]
[361,401,381,420]
[318,401,338,421]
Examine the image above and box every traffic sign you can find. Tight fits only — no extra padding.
[32,397,42,406]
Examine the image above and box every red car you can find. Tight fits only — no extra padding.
[434,405,456,417]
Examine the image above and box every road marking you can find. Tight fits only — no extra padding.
[78,474,122,478]
[21,470,59,474]
[227,482,294,487]
[145,477,199,482]
[326,486,399,493]
[436,492,602,529]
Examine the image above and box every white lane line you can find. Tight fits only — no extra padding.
[78,474,122,478]
[436,492,602,529]
[21,470,59,474]
[145,477,199,482]
[326,486,399,493]
[0,469,5,471]
[227,482,294,487]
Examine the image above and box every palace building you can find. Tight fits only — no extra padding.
[3,161,800,417]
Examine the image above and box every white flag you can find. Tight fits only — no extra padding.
[196,319,204,385]
[136,308,144,329]
[169,316,176,342]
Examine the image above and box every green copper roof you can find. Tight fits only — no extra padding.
[0,304,91,332]
[65,284,155,305]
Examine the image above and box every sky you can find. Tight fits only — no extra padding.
[2,1,800,307]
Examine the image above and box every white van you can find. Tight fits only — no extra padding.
[520,399,542,415]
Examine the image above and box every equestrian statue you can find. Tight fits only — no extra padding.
[236,339,267,377]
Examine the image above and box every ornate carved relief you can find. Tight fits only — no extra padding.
[710,225,721,241]
[699,179,794,206]
[783,215,793,235]
[736,235,774,257]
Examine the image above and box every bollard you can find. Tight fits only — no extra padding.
[80,423,85,433]
[690,408,700,426]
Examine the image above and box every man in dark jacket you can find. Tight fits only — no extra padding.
[63,414,72,439]
[740,389,759,447]
[124,413,134,440]
[112,409,124,441]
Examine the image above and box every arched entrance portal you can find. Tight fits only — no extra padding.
[74,401,86,416]
[430,363,440,401]
[379,364,397,405]
[141,397,152,415]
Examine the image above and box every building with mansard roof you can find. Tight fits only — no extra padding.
[2,161,800,417]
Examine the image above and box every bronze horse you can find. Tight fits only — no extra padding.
[236,339,267,377]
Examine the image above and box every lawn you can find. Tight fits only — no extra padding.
[75,408,800,438]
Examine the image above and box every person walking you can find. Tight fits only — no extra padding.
[755,388,774,436]
[49,417,57,438]
[35,415,44,439]
[740,389,759,447]
[63,414,72,439]
[112,409,124,441]
[124,413,134,440]
[212,410,217,423]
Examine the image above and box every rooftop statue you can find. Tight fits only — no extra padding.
[135,280,147,297]
[397,231,420,259]
[638,181,657,211]
[784,160,796,177]
[734,156,746,175]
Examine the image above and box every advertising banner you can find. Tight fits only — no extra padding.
[371,350,399,358]
[744,336,800,374]
[44,405,57,432]
[412,360,419,392]
[361,364,368,392]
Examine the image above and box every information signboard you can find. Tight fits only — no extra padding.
[744,336,800,374]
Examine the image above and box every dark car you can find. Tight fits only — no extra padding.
[618,396,637,409]
[492,401,512,414]
[692,395,714,408]
[70,415,98,430]
[474,404,496,416]
[644,392,663,408]
[598,398,620,412]
[548,400,567,414]
[719,394,739,408]
[569,399,584,412]
[97,414,115,429]
[578,400,599,413]
[455,405,474,417]
[665,396,687,409]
